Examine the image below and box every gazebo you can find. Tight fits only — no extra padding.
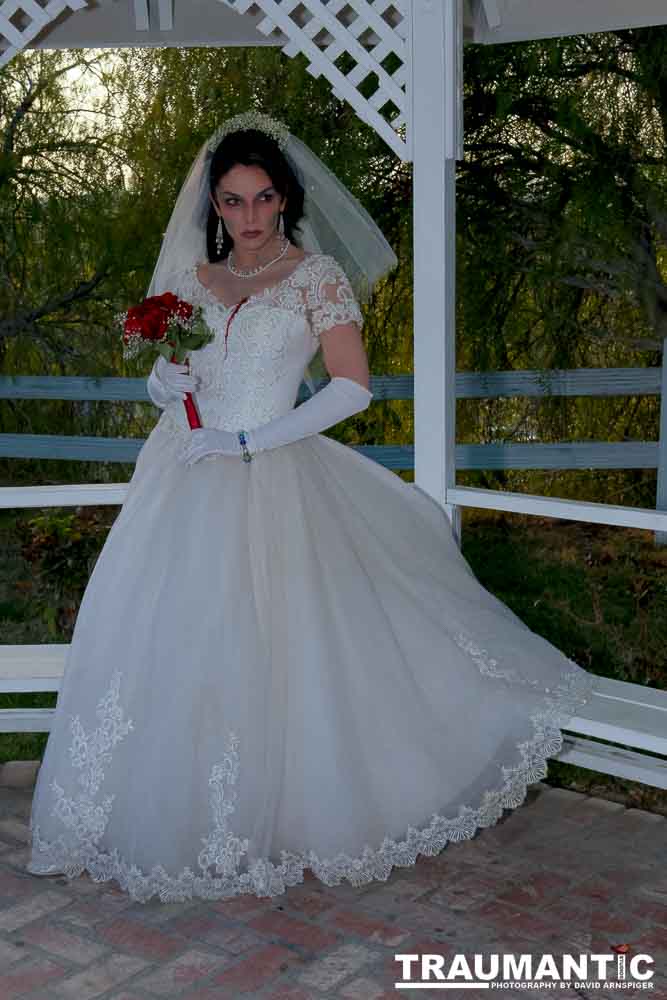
[1,1,666,788]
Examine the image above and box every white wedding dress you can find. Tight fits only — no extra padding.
[27,252,595,904]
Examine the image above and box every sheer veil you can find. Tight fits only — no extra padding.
[146,116,398,394]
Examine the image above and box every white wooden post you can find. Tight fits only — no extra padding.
[656,337,667,546]
[133,0,149,31]
[411,0,463,545]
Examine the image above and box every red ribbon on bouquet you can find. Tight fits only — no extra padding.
[176,296,248,428]
[170,352,203,429]
[223,298,249,358]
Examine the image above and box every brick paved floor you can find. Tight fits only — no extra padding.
[0,780,664,999]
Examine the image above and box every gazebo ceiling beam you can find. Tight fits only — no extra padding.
[1,0,284,66]
[469,0,667,45]
[133,0,149,31]
[480,0,501,30]
[158,0,174,31]
[132,0,174,32]
[5,0,667,158]
[0,0,87,66]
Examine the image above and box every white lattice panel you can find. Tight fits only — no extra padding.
[0,0,88,66]
[218,0,410,159]
[1,0,410,157]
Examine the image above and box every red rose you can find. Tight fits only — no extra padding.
[120,289,200,357]
[154,292,178,310]
[143,306,169,341]
[124,302,163,341]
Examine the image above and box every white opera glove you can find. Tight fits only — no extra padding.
[181,376,373,467]
[247,376,373,454]
[147,355,201,409]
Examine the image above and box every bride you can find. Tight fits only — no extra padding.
[26,111,595,904]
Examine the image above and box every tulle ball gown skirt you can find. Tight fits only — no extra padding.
[26,420,595,903]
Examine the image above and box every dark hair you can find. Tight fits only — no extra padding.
[206,129,305,262]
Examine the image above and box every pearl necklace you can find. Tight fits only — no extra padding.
[227,236,290,278]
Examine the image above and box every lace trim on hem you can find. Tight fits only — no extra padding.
[27,664,595,904]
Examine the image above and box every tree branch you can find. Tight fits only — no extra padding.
[0,270,110,340]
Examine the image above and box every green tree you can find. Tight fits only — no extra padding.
[456,28,666,505]
[0,50,133,364]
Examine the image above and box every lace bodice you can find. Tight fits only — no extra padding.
[156,252,363,437]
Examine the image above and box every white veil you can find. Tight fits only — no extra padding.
[146,115,398,394]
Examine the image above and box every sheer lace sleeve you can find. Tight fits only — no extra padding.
[149,264,199,303]
[308,256,364,340]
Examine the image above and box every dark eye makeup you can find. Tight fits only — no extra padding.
[222,190,276,206]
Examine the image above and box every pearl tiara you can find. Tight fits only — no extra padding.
[207,111,290,153]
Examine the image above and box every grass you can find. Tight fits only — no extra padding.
[0,505,118,768]
[0,505,665,814]
[460,508,667,815]
[460,510,667,689]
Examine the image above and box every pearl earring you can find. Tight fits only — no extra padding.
[277,212,285,237]
[216,216,225,254]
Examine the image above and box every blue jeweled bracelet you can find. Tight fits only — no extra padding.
[238,430,252,463]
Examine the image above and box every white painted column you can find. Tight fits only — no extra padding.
[410,0,463,545]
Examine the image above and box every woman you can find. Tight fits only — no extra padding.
[26,112,595,904]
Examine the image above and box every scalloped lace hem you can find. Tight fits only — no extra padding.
[26,663,595,904]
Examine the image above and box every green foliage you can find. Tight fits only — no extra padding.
[455,29,667,498]
[0,51,136,368]
[462,511,667,688]
[459,29,667,368]
[15,507,114,638]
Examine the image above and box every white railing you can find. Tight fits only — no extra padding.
[2,363,665,535]
[1,645,665,788]
[0,365,665,789]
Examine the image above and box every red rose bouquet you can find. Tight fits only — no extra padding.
[119,291,214,429]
